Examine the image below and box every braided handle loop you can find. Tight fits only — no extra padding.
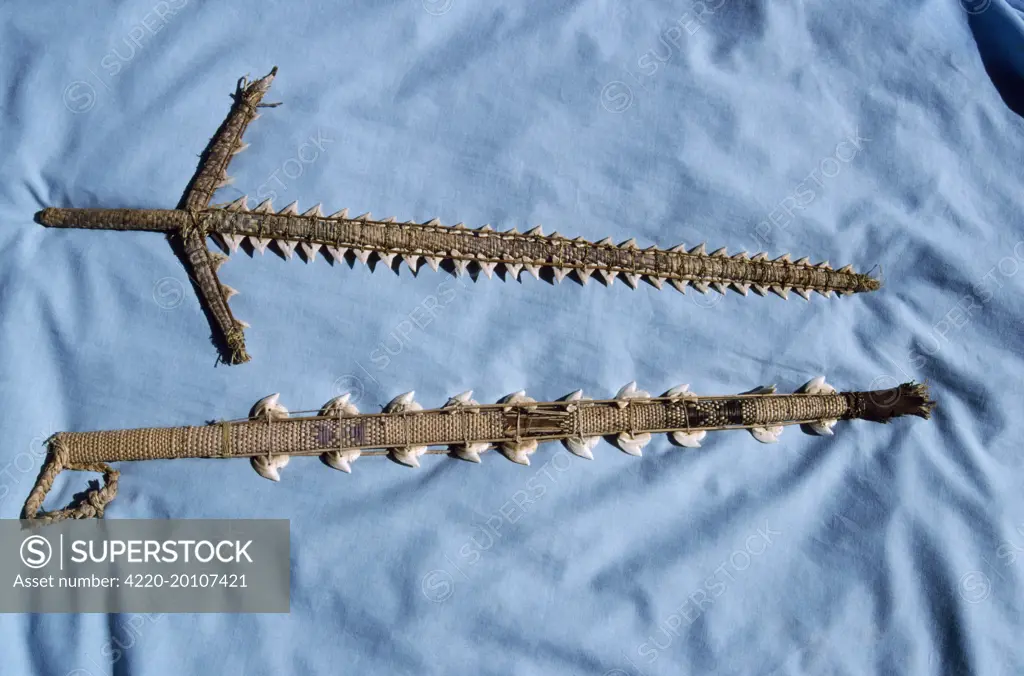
[21,434,120,525]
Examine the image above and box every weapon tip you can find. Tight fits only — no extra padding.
[35,208,60,227]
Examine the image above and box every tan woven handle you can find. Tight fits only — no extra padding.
[21,434,120,525]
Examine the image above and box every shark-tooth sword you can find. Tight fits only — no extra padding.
[22,378,933,524]
[35,68,881,365]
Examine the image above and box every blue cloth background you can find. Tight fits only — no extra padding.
[1,0,1023,673]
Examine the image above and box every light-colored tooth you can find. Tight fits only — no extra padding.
[479,262,497,279]
[226,196,249,211]
[798,376,836,395]
[689,243,707,256]
[356,212,372,222]
[559,391,598,459]
[747,385,777,395]
[752,252,768,261]
[353,249,371,264]
[750,425,784,444]
[236,319,250,329]
[382,217,396,223]
[526,225,544,236]
[215,176,234,189]
[775,254,792,263]
[809,420,837,436]
[817,261,831,269]
[444,390,475,407]
[384,392,427,467]
[646,276,664,290]
[477,224,494,232]
[325,246,347,262]
[549,231,561,239]
[596,269,615,286]
[794,288,811,301]
[670,279,688,294]
[770,285,790,300]
[711,282,728,295]
[254,199,274,213]
[794,257,810,266]
[836,289,853,296]
[503,227,519,235]
[209,251,228,271]
[378,252,397,267]
[452,222,466,229]
[232,142,250,155]
[664,384,691,397]
[329,208,349,219]
[425,257,442,271]
[731,282,750,296]
[454,445,487,463]
[614,381,651,407]
[671,430,706,448]
[300,242,319,262]
[505,263,523,278]
[302,204,324,218]
[251,455,289,482]
[525,265,541,279]
[220,233,244,252]
[321,393,359,416]
[575,268,592,285]
[249,236,271,254]
[500,441,536,466]
[751,284,769,296]
[669,243,687,252]
[275,240,297,259]
[732,251,749,260]
[499,390,537,410]
[390,448,425,468]
[403,255,421,271]
[279,201,299,215]
[424,217,441,226]
[710,247,728,257]
[623,273,641,289]
[221,284,239,300]
[692,281,710,294]
[323,450,360,473]
[252,393,289,420]
[838,264,853,273]
[453,259,469,275]
[619,238,638,249]
[596,237,614,246]
[617,432,650,457]
[817,289,833,298]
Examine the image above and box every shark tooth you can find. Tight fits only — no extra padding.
[328,208,349,219]
[614,381,651,408]
[710,247,728,257]
[774,254,792,263]
[325,246,348,262]
[711,281,728,295]
[750,425,784,444]
[503,227,519,235]
[235,319,250,329]
[221,284,239,300]
[279,201,299,215]
[498,390,538,411]
[381,217,396,224]
[443,391,490,462]
[770,285,790,300]
[500,441,537,466]
[424,217,441,226]
[751,284,769,296]
[575,268,592,285]
[809,420,837,436]
[670,279,688,294]
[505,263,523,278]
[671,430,707,448]
[251,454,289,482]
[617,432,651,457]
[477,224,494,232]
[524,265,541,279]
[425,256,442,271]
[453,258,469,275]
[623,273,641,289]
[403,254,421,271]
[794,288,811,301]
[219,233,245,253]
[215,176,235,189]
[209,251,228,271]
[794,257,810,266]
[619,238,638,249]
[752,252,769,261]
[300,242,320,262]
[353,249,372,264]
[384,392,428,467]
[302,204,324,218]
[596,269,616,286]
[798,376,837,395]
[479,261,497,279]
[254,199,274,213]
[558,390,600,460]
[275,239,298,259]
[356,212,372,222]
[731,282,751,295]
[526,226,544,236]
[597,237,614,246]
[319,395,362,472]
[732,251,749,260]
[646,276,664,290]
[377,252,396,267]
[249,236,272,254]
[226,196,249,211]
[232,142,250,155]
[692,281,710,294]
[816,261,831,269]
[452,222,466,229]
[252,393,289,420]
[689,243,707,256]
[669,243,687,252]
[838,264,853,274]
[818,289,834,298]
